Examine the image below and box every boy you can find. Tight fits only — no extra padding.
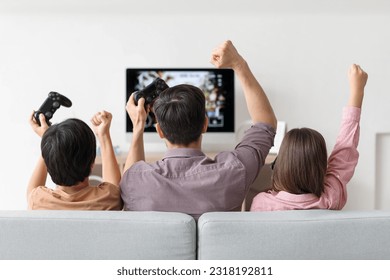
[27,111,122,210]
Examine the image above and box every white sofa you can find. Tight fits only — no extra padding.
[0,210,196,260]
[198,210,390,259]
[1,210,390,260]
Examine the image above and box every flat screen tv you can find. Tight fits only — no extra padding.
[126,68,235,134]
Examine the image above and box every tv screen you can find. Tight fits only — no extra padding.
[126,68,235,133]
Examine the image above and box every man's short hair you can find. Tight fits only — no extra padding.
[153,84,206,146]
[41,118,96,186]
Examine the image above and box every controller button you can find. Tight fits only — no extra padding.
[53,101,60,108]
[45,112,53,118]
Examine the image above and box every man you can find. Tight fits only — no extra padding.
[121,40,277,219]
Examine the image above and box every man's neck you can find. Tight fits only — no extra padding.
[165,139,202,150]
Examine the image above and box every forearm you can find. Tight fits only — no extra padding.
[348,89,364,108]
[123,128,145,173]
[348,64,367,109]
[234,60,277,129]
[327,107,360,184]
[99,134,121,186]
[27,156,47,199]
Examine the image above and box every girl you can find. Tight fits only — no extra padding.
[250,64,368,211]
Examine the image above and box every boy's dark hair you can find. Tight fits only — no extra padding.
[41,118,96,186]
[153,84,206,146]
[271,128,328,197]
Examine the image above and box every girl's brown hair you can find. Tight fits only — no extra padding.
[272,128,327,197]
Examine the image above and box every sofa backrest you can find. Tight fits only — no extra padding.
[197,210,390,260]
[3,210,390,260]
[0,210,196,260]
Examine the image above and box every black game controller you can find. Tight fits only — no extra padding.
[34,91,72,126]
[133,78,169,106]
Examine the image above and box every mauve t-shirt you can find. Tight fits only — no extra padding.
[120,122,275,219]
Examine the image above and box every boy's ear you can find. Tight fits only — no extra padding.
[90,162,95,174]
[202,116,209,133]
[155,123,165,139]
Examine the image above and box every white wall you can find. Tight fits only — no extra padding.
[0,0,389,210]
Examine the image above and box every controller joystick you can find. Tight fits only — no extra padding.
[133,78,169,106]
[34,91,72,126]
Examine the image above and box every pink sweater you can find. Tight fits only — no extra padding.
[250,106,361,211]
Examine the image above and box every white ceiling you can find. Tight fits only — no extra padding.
[0,0,389,15]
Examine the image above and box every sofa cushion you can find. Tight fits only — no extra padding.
[197,210,390,260]
[0,210,196,260]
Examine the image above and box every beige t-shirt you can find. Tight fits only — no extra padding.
[28,182,123,210]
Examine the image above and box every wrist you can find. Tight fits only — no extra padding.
[132,124,145,135]
[348,90,364,108]
[232,56,247,73]
[131,127,144,143]
[97,134,113,150]
[97,132,111,142]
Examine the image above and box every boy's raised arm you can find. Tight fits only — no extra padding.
[27,112,49,198]
[91,111,121,186]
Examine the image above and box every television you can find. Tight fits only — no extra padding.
[126,68,234,133]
